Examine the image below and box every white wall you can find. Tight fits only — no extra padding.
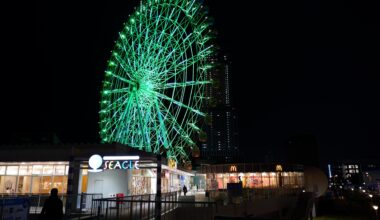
[87,169,131,197]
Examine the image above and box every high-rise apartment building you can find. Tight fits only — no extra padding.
[200,55,239,163]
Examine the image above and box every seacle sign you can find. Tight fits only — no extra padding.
[88,155,140,172]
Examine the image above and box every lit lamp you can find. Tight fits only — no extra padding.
[369,194,373,198]
[373,205,379,220]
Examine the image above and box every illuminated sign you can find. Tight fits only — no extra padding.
[168,159,177,169]
[328,164,332,178]
[230,165,237,172]
[275,165,283,172]
[88,155,140,173]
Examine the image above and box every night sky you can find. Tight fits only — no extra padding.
[1,1,379,162]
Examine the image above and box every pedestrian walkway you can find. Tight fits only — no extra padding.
[179,190,210,202]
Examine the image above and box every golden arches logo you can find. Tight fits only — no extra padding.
[230,165,237,172]
[276,165,283,172]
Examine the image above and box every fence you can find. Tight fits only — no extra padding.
[207,188,303,203]
[0,193,102,216]
[91,191,217,220]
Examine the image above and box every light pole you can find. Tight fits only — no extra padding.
[155,153,162,220]
[373,205,378,220]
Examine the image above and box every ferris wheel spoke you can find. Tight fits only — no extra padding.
[104,88,131,95]
[109,93,135,140]
[148,13,194,68]
[149,31,182,70]
[159,106,196,147]
[105,69,135,85]
[134,95,150,150]
[154,92,205,116]
[152,99,170,150]
[101,92,130,112]
[103,95,133,135]
[113,52,136,80]
[153,29,194,69]
[141,8,177,66]
[162,80,211,89]
[159,45,212,81]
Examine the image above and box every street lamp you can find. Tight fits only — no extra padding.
[369,194,373,198]
[373,205,378,220]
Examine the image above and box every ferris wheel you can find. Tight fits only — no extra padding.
[99,0,216,162]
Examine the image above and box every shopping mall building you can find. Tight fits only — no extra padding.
[0,143,194,198]
[200,163,305,190]
[0,142,306,204]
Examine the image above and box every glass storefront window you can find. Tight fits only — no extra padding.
[32,176,40,194]
[229,174,239,183]
[282,172,290,186]
[245,174,255,188]
[54,165,65,175]
[262,173,270,187]
[33,165,43,175]
[17,176,31,194]
[43,165,53,175]
[6,166,19,175]
[53,176,65,193]
[269,173,277,187]
[40,176,52,194]
[19,166,33,175]
[3,176,17,193]
[0,166,5,175]
[0,162,69,194]
[131,176,152,195]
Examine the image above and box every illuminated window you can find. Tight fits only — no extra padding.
[19,166,33,175]
[0,166,5,175]
[32,165,43,175]
[6,166,19,175]
[54,166,65,175]
[40,176,52,193]
[43,165,54,175]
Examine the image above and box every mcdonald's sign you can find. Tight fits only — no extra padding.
[276,164,283,172]
[230,165,237,172]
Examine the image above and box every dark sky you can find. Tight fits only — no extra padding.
[1,0,379,162]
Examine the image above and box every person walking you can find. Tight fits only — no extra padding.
[40,188,63,220]
[183,185,188,196]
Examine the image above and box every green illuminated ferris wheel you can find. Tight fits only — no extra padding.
[99,0,216,162]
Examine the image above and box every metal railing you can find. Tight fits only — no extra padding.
[206,188,303,203]
[91,191,217,220]
[0,193,102,215]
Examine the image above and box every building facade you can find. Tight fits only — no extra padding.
[327,160,380,191]
[201,163,304,190]
[201,55,239,163]
[0,143,194,199]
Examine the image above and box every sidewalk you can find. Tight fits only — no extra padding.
[179,190,210,202]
